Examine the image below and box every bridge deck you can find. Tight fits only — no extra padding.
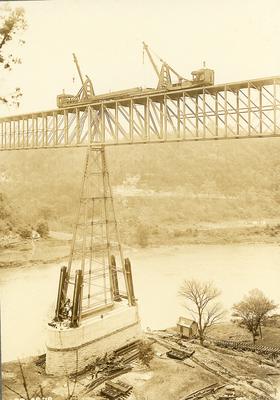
[1,76,280,150]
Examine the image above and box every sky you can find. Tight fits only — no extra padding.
[1,0,280,115]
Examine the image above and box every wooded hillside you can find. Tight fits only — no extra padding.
[1,138,280,244]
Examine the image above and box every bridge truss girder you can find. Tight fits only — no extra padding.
[1,76,280,150]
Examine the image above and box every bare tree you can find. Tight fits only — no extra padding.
[232,289,277,344]
[0,3,26,106]
[4,357,76,400]
[179,279,225,346]
[4,359,46,400]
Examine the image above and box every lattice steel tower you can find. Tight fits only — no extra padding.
[54,146,135,327]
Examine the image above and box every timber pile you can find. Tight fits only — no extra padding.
[208,338,280,358]
[83,366,132,394]
[179,383,225,400]
[113,339,142,363]
[70,353,125,380]
[167,348,195,360]
[79,340,141,394]
[100,380,133,399]
[217,385,236,399]
[70,340,141,380]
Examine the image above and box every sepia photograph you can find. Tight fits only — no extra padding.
[1,0,280,399]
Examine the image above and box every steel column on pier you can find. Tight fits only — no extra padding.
[1,76,280,150]
[62,146,134,322]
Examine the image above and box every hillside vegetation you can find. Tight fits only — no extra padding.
[1,138,280,245]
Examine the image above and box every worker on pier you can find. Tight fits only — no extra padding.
[63,298,72,319]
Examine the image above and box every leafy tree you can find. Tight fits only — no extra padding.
[0,4,26,106]
[179,279,225,346]
[17,225,32,239]
[232,289,277,344]
[36,220,49,238]
[138,340,154,368]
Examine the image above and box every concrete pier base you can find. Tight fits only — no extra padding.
[46,303,142,375]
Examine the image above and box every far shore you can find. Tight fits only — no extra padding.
[1,221,280,270]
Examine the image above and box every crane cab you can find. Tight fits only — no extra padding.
[57,93,78,108]
[191,68,214,86]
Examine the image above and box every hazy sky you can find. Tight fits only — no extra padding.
[2,0,280,115]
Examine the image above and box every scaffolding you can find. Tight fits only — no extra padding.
[54,146,135,327]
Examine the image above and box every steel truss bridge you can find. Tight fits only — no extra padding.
[2,73,280,323]
[1,76,280,150]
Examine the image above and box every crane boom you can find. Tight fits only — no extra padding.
[73,53,85,87]
[56,54,95,107]
[143,42,160,78]
[143,42,187,89]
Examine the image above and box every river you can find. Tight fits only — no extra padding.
[1,243,280,362]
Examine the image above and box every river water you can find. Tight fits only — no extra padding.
[1,244,280,362]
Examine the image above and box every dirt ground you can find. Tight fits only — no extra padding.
[3,334,280,400]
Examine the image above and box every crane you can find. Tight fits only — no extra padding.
[142,41,214,90]
[56,43,214,108]
[56,53,95,107]
[72,53,85,88]
[142,41,185,89]
[72,53,95,99]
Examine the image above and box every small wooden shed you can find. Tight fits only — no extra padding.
[177,317,198,338]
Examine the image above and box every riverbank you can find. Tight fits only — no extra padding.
[0,235,70,268]
[1,221,280,269]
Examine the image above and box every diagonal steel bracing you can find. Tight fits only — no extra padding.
[1,76,280,150]
[54,146,136,325]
